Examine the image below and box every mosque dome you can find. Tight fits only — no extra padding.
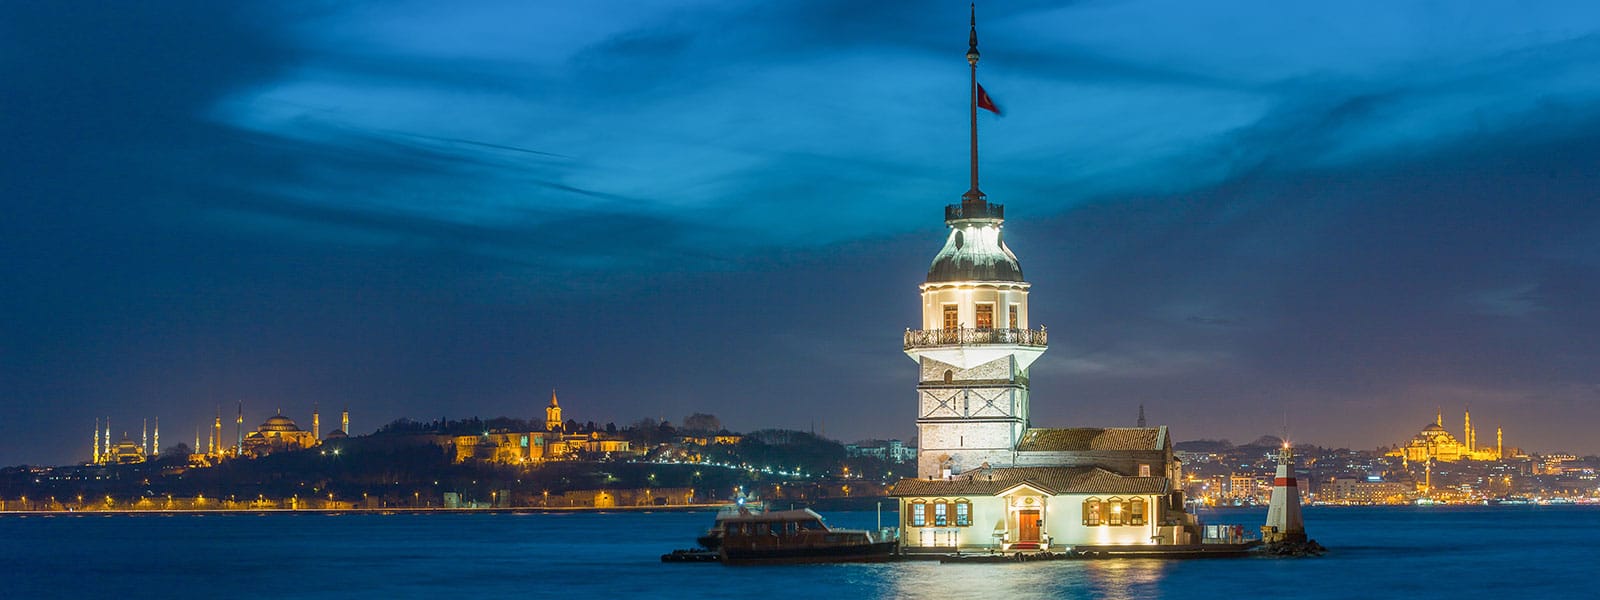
[926,206,1023,283]
[324,429,347,440]
[259,414,301,433]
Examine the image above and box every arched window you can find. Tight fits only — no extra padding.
[1129,497,1146,526]
[909,500,927,527]
[933,499,949,526]
[954,498,971,526]
[1107,497,1125,526]
[943,370,953,384]
[1083,497,1102,526]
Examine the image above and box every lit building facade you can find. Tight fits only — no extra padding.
[240,410,319,458]
[452,391,631,465]
[1389,409,1505,463]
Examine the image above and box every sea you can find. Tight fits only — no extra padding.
[2,505,1596,599]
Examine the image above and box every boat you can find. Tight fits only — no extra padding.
[695,500,766,550]
[717,508,898,565]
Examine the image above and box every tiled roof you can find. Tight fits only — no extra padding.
[891,466,1168,497]
[1014,427,1163,452]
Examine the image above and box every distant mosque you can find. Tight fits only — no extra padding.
[1388,408,1509,463]
[890,9,1196,552]
[92,405,352,465]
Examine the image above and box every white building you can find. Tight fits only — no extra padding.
[890,12,1197,552]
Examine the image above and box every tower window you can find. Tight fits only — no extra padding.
[942,305,959,330]
[1009,304,1019,329]
[975,304,994,329]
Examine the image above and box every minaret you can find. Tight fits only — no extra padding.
[313,403,321,440]
[904,6,1046,478]
[1137,404,1147,428]
[342,407,349,436]
[1497,426,1503,459]
[105,418,111,459]
[142,418,148,457]
[93,418,101,464]
[195,427,201,456]
[1262,443,1306,543]
[235,402,244,456]
[1464,408,1473,453]
[212,407,223,457]
[546,390,563,431]
[153,417,159,458]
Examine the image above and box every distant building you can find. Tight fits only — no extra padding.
[845,440,916,462]
[240,411,319,458]
[1329,477,1412,504]
[453,391,632,465]
[1388,409,1504,463]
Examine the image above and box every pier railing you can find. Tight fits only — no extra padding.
[904,327,1048,350]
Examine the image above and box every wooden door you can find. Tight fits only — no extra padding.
[1018,510,1041,542]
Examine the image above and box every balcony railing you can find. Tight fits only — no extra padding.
[904,327,1048,350]
[945,201,1004,222]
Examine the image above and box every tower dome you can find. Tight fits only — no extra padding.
[259,414,301,433]
[926,205,1023,283]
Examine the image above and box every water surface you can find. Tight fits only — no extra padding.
[2,505,1593,599]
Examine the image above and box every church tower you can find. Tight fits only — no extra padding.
[545,390,563,431]
[904,7,1047,478]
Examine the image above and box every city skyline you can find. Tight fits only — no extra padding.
[6,1,1600,466]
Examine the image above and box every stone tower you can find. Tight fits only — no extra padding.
[545,390,563,431]
[903,8,1047,479]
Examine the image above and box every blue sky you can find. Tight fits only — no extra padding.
[5,1,1600,464]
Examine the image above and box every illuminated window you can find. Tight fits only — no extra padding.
[910,501,927,527]
[934,500,949,526]
[1129,497,1146,526]
[1008,304,1019,328]
[955,499,971,526]
[1108,497,1124,526]
[942,305,959,330]
[1139,464,1151,477]
[1083,498,1102,526]
[975,304,994,329]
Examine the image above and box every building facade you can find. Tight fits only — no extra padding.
[891,12,1194,552]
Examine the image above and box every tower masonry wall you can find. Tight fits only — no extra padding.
[920,356,1015,383]
[919,387,1023,420]
[916,446,1015,478]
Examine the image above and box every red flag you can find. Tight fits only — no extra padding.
[977,83,1001,115]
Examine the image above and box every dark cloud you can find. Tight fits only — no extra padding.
[5,1,1600,465]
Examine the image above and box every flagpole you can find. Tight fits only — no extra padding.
[965,3,982,204]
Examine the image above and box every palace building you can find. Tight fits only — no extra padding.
[890,9,1197,552]
[452,390,632,465]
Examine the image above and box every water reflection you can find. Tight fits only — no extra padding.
[884,558,1167,599]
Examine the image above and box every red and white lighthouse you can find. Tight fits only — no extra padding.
[1262,443,1306,543]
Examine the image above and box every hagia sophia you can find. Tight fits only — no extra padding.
[1387,408,1516,463]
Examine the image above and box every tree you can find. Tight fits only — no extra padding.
[682,413,722,432]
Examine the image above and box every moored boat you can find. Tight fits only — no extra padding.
[717,508,898,565]
[695,500,767,550]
